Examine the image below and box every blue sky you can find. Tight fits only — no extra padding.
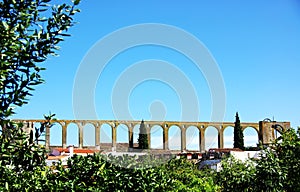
[12,0,300,149]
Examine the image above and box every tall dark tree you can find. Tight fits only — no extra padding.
[233,112,244,149]
[138,120,149,149]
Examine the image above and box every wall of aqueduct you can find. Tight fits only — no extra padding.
[17,119,290,152]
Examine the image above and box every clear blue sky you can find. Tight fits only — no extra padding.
[12,0,300,149]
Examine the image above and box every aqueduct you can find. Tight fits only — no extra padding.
[16,119,290,152]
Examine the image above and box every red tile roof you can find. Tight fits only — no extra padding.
[47,155,69,160]
[208,148,243,153]
[53,148,101,154]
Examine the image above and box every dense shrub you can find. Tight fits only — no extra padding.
[166,158,220,192]
[217,128,300,192]
[0,152,220,191]
[254,128,300,191]
[2,128,300,191]
[59,154,174,191]
[45,154,219,191]
[216,156,256,192]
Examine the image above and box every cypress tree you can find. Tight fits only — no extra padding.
[138,120,149,149]
[234,112,244,150]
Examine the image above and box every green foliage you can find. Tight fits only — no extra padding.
[275,128,300,191]
[216,156,256,192]
[0,0,80,120]
[0,114,54,173]
[138,120,149,149]
[254,128,300,191]
[0,151,221,191]
[45,154,174,191]
[0,114,56,191]
[234,112,244,150]
[8,130,300,192]
[254,149,286,191]
[0,164,50,191]
[53,155,219,191]
[2,1,300,191]
[166,158,220,192]
[0,0,80,190]
[217,128,300,192]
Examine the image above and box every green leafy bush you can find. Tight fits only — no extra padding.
[216,128,300,192]
[216,156,256,192]
[165,158,220,192]
[3,127,300,192]
[0,153,220,191]
[254,128,300,191]
[47,154,175,191]
[0,0,80,189]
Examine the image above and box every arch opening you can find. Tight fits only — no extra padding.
[168,125,181,150]
[273,128,282,140]
[243,127,259,147]
[83,123,95,146]
[50,123,62,146]
[150,125,163,149]
[67,123,79,147]
[186,126,199,151]
[116,124,129,150]
[100,123,112,145]
[223,126,234,148]
[33,122,46,145]
[205,126,218,150]
[133,124,140,148]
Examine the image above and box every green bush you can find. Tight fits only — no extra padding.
[3,127,300,192]
[254,128,300,191]
[0,153,221,191]
[165,158,220,192]
[48,154,175,191]
[216,156,256,192]
[216,128,300,192]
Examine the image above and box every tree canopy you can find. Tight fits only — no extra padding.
[138,119,149,149]
[233,112,244,149]
[0,0,80,181]
[0,0,80,122]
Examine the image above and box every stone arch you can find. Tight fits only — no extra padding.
[133,124,140,147]
[50,122,62,146]
[83,123,95,146]
[223,126,234,148]
[150,125,163,149]
[243,127,259,147]
[168,125,181,150]
[203,125,219,133]
[186,126,199,151]
[242,125,259,133]
[273,128,282,140]
[67,123,79,147]
[168,124,181,129]
[242,126,259,135]
[100,123,112,143]
[116,124,129,150]
[205,126,219,150]
[31,122,45,145]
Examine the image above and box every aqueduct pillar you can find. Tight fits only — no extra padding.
[200,129,205,152]
[181,126,187,151]
[163,127,169,150]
